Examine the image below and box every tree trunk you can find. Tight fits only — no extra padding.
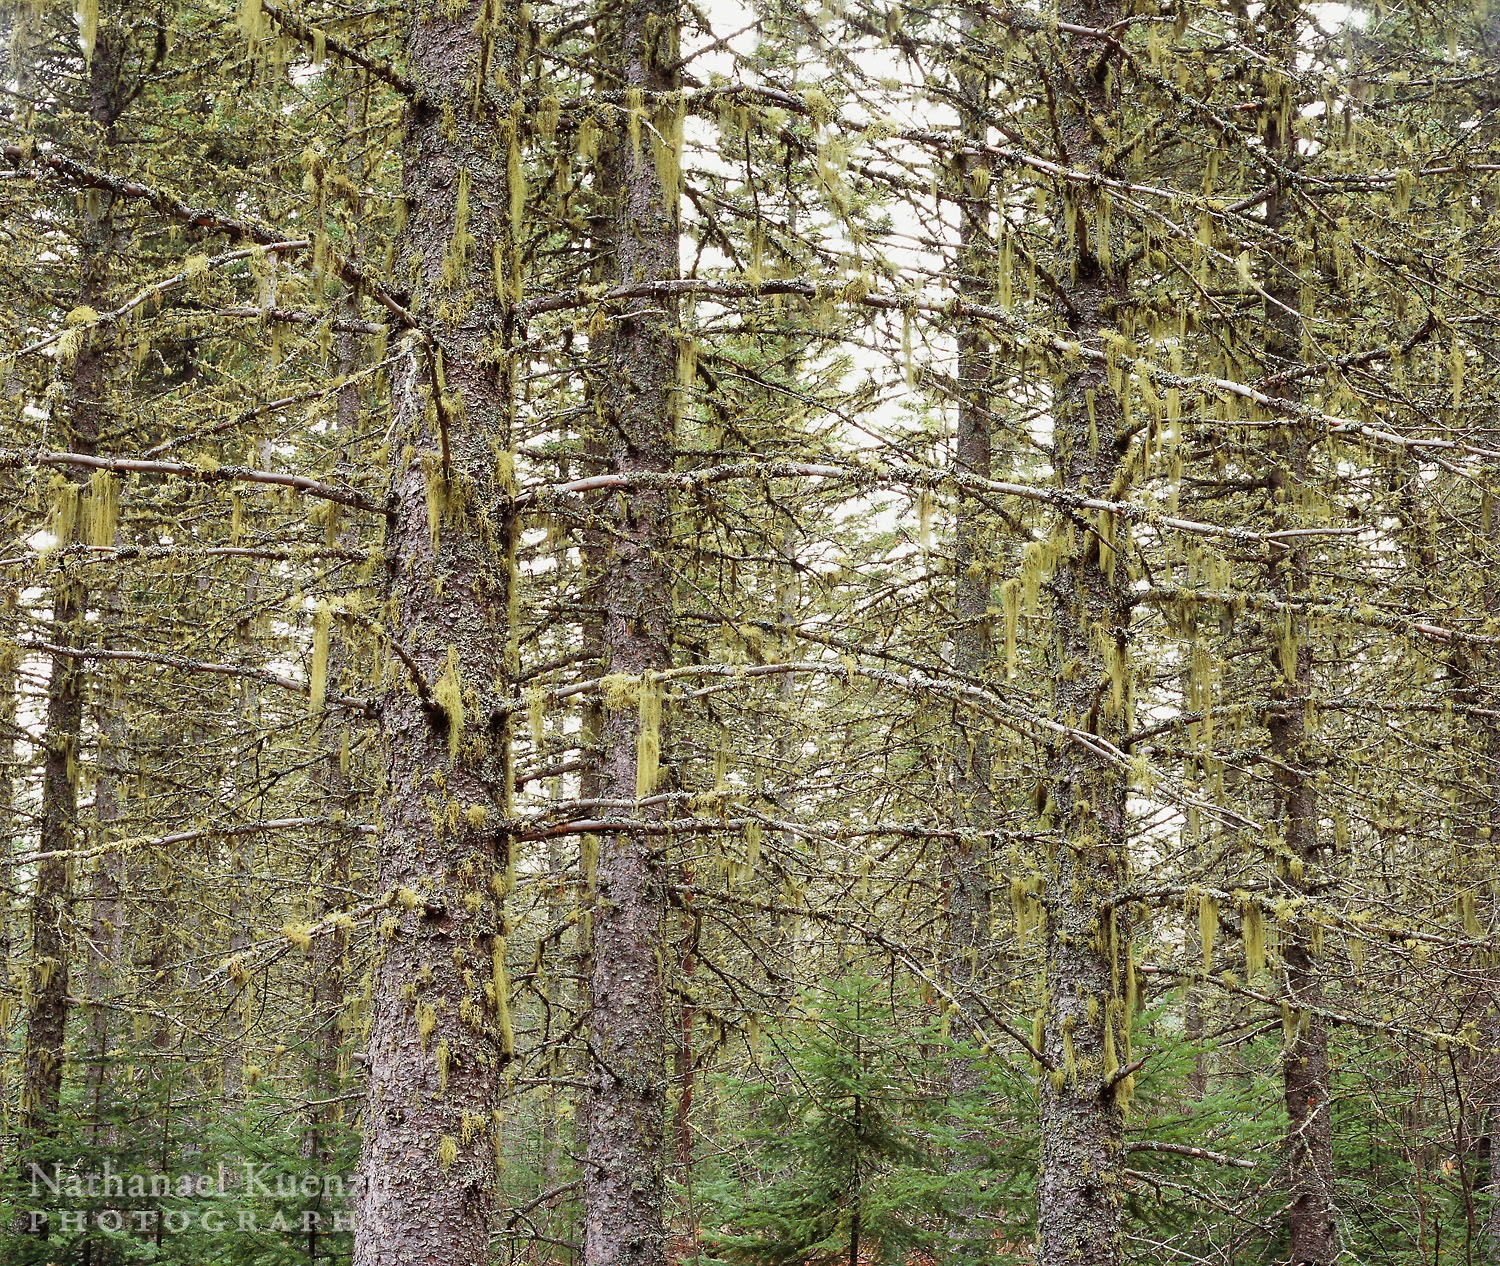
[1262,6,1335,1260]
[303,219,365,1259]
[0,586,17,1084]
[1490,1003,1500,1266]
[945,12,994,1258]
[83,573,127,1153]
[583,0,680,1262]
[22,24,130,1202]
[350,2,520,1260]
[1034,0,1133,1262]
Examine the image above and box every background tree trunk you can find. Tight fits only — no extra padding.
[583,1,680,1263]
[945,10,995,1257]
[1262,4,1335,1258]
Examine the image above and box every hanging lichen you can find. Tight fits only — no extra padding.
[626,85,645,167]
[441,167,474,290]
[77,0,98,61]
[45,473,80,551]
[636,673,662,800]
[238,0,266,42]
[744,819,761,870]
[902,307,914,388]
[650,92,685,216]
[527,685,546,752]
[1241,898,1265,978]
[308,602,332,714]
[492,934,514,1057]
[1000,578,1020,679]
[434,647,465,762]
[1198,892,1217,971]
[1276,610,1298,684]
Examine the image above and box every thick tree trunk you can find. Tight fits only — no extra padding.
[23,29,136,1220]
[350,3,520,1261]
[1034,2,1134,1264]
[582,0,680,1262]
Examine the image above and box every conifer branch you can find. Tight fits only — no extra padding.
[0,143,420,331]
[23,640,377,715]
[0,448,388,515]
[257,0,417,97]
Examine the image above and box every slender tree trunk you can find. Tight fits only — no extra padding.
[1455,406,1500,1266]
[23,369,87,1229]
[1487,715,1500,1264]
[223,562,262,1102]
[570,13,624,1251]
[22,28,129,1203]
[672,899,697,1184]
[1180,669,1206,1105]
[945,14,994,1258]
[1261,6,1335,1260]
[0,585,17,1112]
[583,0,680,1261]
[350,2,520,1260]
[83,575,126,1160]
[1490,1001,1500,1265]
[303,245,364,1261]
[1035,0,1132,1262]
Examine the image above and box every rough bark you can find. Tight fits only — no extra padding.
[582,0,680,1261]
[303,216,364,1259]
[945,12,994,1259]
[21,24,130,1203]
[22,337,87,1226]
[83,575,127,1153]
[1262,5,1335,1259]
[223,563,262,1102]
[1454,381,1500,1266]
[1491,1006,1500,1266]
[1035,0,1133,1260]
[350,3,520,1261]
[1486,678,1500,1266]
[572,0,624,1225]
[0,585,16,1028]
